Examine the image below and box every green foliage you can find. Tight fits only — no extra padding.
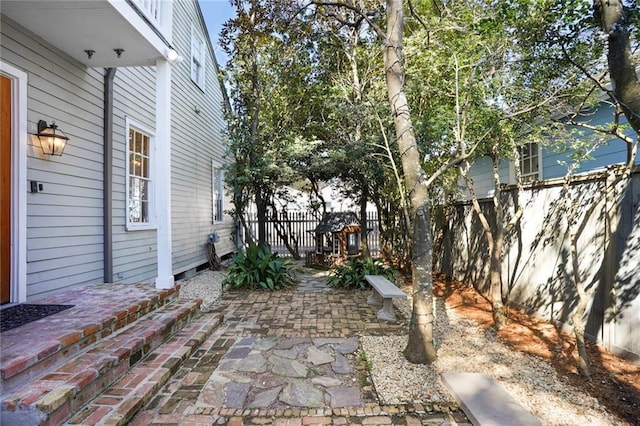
[224,242,297,291]
[328,257,394,290]
[358,350,373,372]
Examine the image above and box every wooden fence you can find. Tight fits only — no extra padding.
[245,211,380,257]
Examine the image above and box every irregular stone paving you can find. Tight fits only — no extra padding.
[201,336,363,410]
[131,269,469,425]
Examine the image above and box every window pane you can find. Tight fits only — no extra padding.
[134,155,142,176]
[140,179,148,202]
[135,132,143,154]
[191,63,198,82]
[130,177,140,198]
[129,201,140,223]
[129,177,140,222]
[129,129,134,151]
[216,198,223,221]
[141,200,149,223]
[127,124,153,227]
[129,153,135,175]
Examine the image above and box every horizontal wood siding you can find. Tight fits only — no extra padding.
[111,66,158,283]
[1,16,106,299]
[3,2,232,296]
[169,0,234,274]
[463,156,511,199]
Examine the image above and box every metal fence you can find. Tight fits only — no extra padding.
[245,211,380,257]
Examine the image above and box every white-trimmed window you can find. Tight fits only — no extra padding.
[212,161,224,222]
[520,142,540,183]
[191,26,206,90]
[126,119,155,230]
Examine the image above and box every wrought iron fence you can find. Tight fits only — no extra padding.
[245,211,380,257]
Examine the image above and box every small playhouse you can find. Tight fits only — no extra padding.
[310,212,363,265]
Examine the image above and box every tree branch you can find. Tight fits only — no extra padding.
[305,1,386,41]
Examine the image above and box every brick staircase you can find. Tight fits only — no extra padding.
[0,283,223,425]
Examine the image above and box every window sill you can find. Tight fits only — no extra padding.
[126,224,157,232]
[191,78,205,93]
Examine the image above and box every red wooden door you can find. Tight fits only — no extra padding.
[1,75,12,304]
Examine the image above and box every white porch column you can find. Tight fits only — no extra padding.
[155,58,174,289]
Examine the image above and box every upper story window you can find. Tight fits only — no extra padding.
[191,26,206,90]
[126,119,155,230]
[520,142,540,183]
[212,161,225,222]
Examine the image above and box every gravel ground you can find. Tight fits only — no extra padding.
[177,269,224,312]
[359,297,624,426]
[178,270,623,425]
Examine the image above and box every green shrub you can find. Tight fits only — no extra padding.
[224,242,296,290]
[328,257,394,290]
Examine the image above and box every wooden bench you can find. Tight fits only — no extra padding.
[364,275,407,321]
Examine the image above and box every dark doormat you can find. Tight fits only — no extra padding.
[0,304,74,333]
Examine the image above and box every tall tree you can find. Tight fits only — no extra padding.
[383,0,436,363]
[594,0,640,136]
[222,0,328,245]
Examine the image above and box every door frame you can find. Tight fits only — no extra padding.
[0,61,27,303]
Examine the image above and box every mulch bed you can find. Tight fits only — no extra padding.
[434,272,640,425]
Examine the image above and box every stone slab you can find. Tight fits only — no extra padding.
[332,337,359,354]
[327,386,362,408]
[279,379,324,407]
[247,386,282,408]
[364,275,407,298]
[225,382,251,408]
[331,353,353,374]
[441,372,541,426]
[306,346,335,365]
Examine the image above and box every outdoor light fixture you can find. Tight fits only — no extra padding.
[36,120,69,156]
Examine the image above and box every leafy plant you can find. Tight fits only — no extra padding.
[358,350,373,372]
[224,242,296,290]
[328,257,395,290]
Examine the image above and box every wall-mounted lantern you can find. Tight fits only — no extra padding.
[37,120,69,156]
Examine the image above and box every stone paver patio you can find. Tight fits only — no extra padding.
[127,269,469,425]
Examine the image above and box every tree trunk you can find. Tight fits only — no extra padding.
[383,0,436,363]
[490,154,506,329]
[404,205,437,363]
[490,228,506,329]
[255,191,268,245]
[594,0,640,134]
[269,204,302,260]
[569,230,590,377]
[360,187,370,257]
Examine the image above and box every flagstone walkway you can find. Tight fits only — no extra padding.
[130,270,469,425]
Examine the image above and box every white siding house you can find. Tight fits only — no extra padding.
[0,0,233,303]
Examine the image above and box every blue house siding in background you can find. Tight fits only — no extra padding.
[542,104,638,180]
[465,101,638,199]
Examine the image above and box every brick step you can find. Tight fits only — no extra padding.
[0,284,181,395]
[0,298,203,426]
[66,312,224,426]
